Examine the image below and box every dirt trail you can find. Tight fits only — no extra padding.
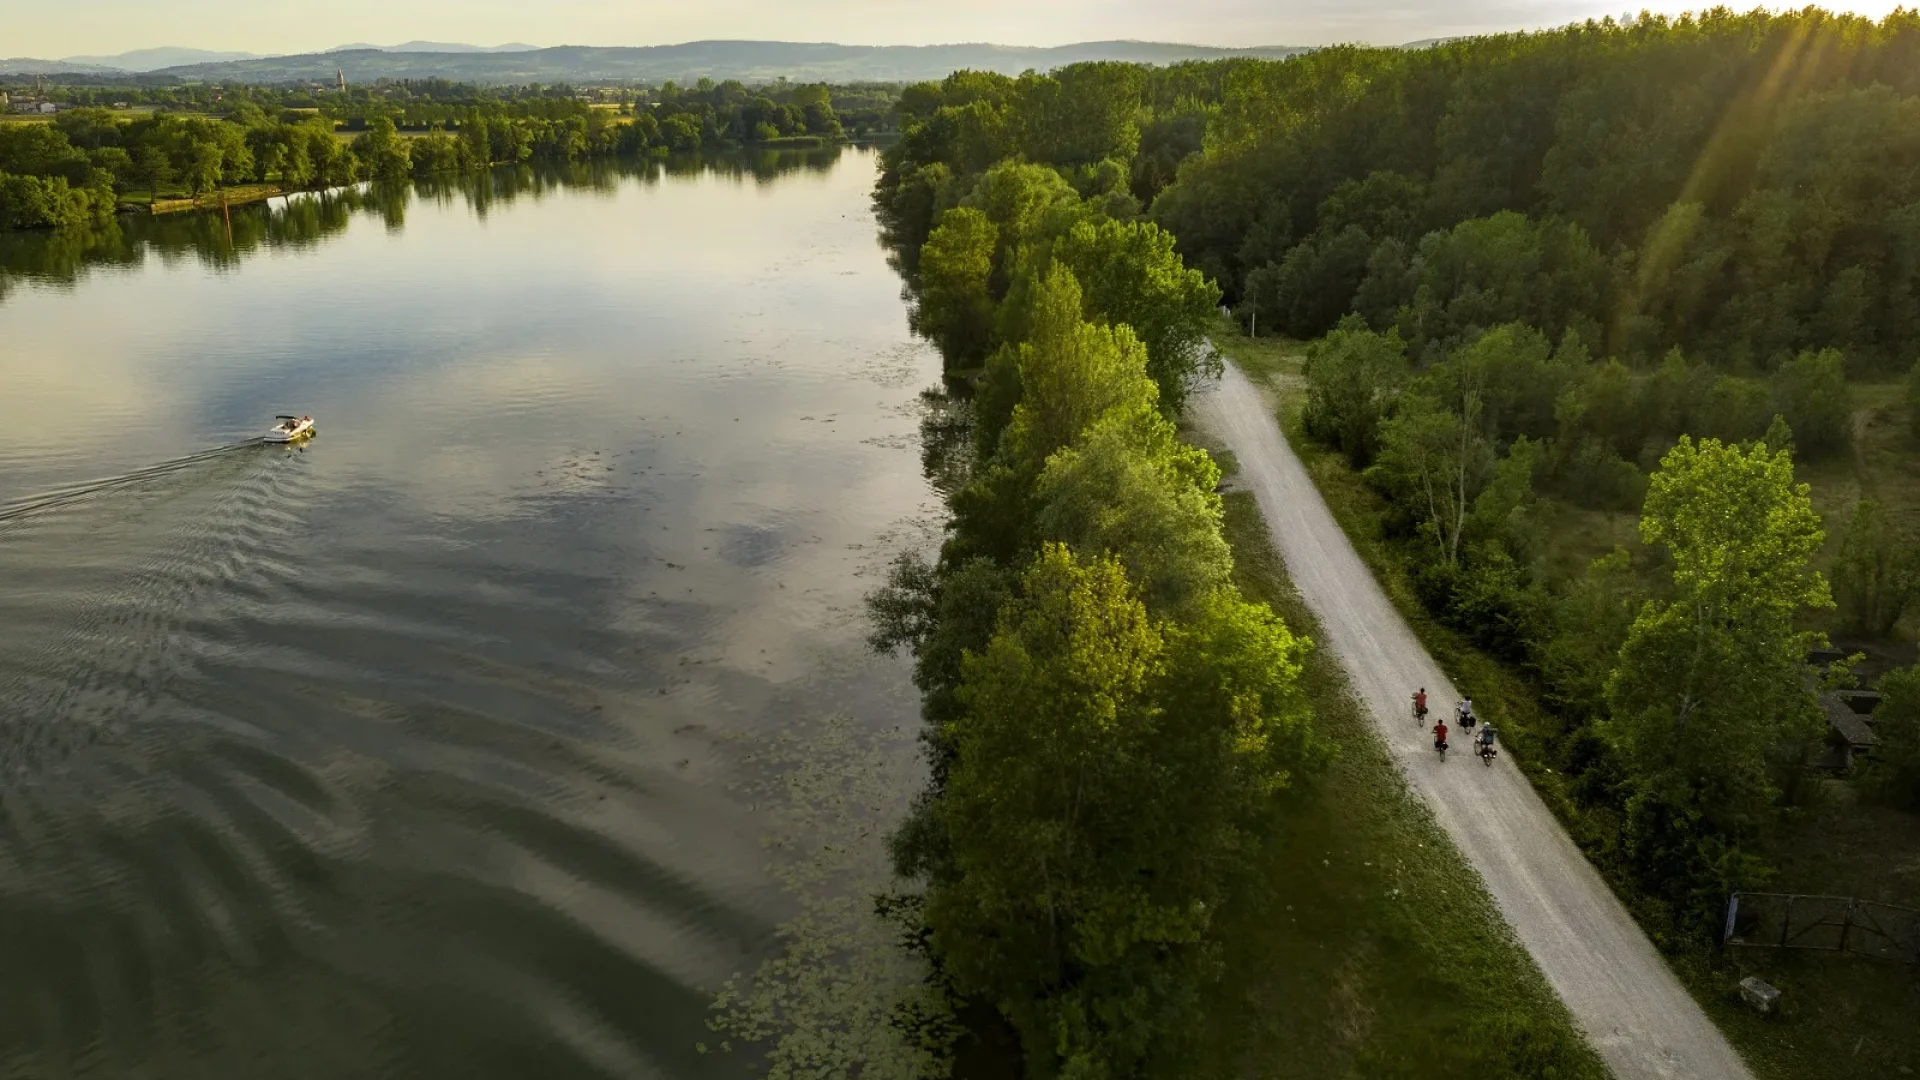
[1193,361,1753,1080]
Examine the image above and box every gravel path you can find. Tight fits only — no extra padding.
[1192,361,1754,1080]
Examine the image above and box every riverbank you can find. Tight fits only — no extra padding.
[129,183,288,217]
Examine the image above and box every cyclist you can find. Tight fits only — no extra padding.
[1456,696,1477,731]
[1412,688,1429,722]
[1477,723,1498,762]
[1432,718,1449,755]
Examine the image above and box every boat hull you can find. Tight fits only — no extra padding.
[264,419,315,443]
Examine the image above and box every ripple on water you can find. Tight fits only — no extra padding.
[0,148,942,1078]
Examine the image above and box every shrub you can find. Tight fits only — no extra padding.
[1549,436,1647,512]
[0,170,94,230]
[1696,375,1772,444]
[1831,499,1920,636]
[1860,666,1920,810]
[1301,315,1410,466]
[1770,348,1853,457]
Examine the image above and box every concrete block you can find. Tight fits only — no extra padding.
[1738,976,1780,1014]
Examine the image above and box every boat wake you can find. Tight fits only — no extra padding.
[0,438,277,525]
[0,436,315,772]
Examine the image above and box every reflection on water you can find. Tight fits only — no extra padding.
[0,147,848,304]
[0,145,941,1077]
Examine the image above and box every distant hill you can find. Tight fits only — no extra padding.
[0,57,121,75]
[58,47,262,71]
[144,39,1313,85]
[326,41,541,54]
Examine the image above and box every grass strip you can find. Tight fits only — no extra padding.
[1182,429,1606,1079]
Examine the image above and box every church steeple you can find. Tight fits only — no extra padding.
[337,69,347,93]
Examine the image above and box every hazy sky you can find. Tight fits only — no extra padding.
[15,0,1913,59]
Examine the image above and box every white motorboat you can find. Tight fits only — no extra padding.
[265,414,315,443]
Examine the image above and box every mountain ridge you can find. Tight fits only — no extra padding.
[56,47,263,72]
[326,41,541,54]
[4,39,1316,84]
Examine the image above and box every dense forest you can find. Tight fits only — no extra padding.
[1141,7,1920,936]
[874,9,1920,1078]
[0,78,870,230]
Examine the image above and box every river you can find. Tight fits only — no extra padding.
[0,148,943,1077]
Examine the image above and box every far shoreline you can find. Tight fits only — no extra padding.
[103,138,890,225]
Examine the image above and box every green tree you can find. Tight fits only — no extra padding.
[461,114,493,165]
[1014,62,1144,167]
[133,145,174,203]
[1604,437,1831,917]
[1770,348,1853,457]
[926,543,1314,1077]
[0,173,90,230]
[1050,216,1223,411]
[280,135,315,187]
[1302,315,1410,466]
[913,207,998,366]
[958,160,1079,295]
[1467,435,1546,563]
[256,141,289,183]
[1539,548,1646,725]
[186,141,223,196]
[1555,357,1640,458]
[351,116,413,180]
[88,145,134,191]
[659,114,701,152]
[303,126,355,187]
[1389,213,1608,364]
[53,107,124,151]
[998,265,1159,475]
[1831,499,1920,636]
[1449,322,1574,444]
[1032,409,1231,615]
[1859,665,1920,810]
[1369,386,1492,568]
[1696,375,1772,444]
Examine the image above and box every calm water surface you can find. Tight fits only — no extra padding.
[0,149,940,1076]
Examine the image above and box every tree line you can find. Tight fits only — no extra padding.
[20,78,625,111]
[318,78,875,145]
[639,77,846,151]
[871,10,1920,1072]
[0,72,897,230]
[0,107,628,229]
[870,63,1330,1077]
[0,87,853,230]
[0,147,847,305]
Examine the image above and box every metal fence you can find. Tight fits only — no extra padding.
[1724,892,1920,965]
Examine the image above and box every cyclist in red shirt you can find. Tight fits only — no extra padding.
[1432,719,1449,754]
